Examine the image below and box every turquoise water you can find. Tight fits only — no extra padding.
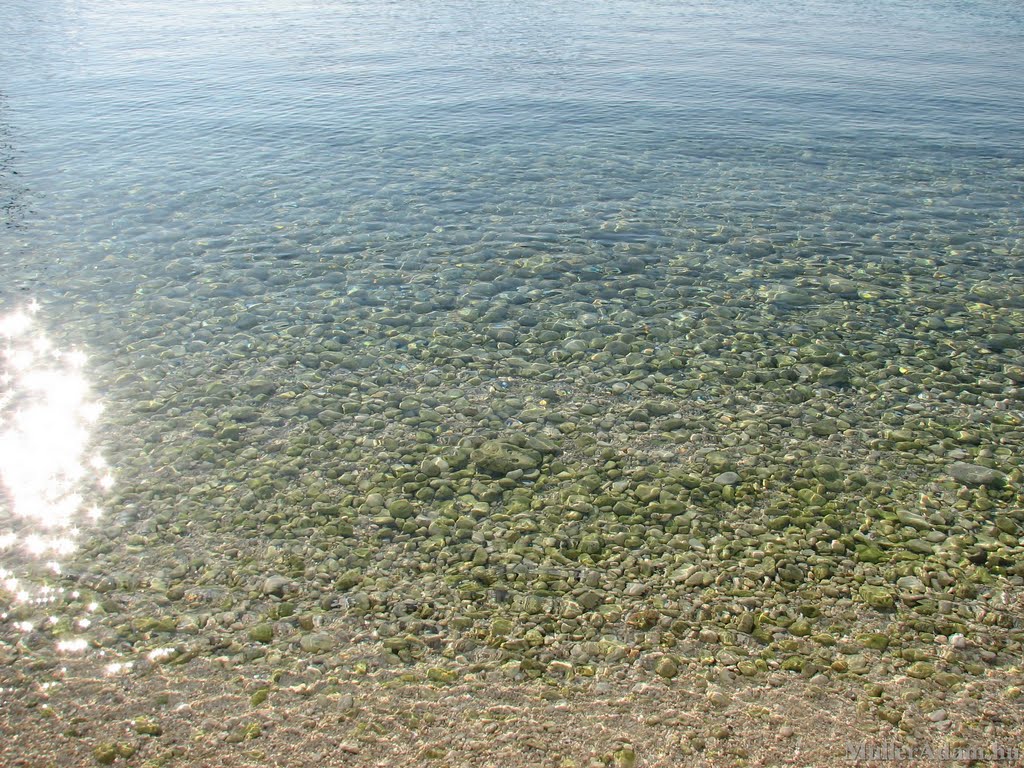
[1,0,1024,677]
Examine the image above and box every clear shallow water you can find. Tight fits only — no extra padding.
[3,0,1022,365]
[1,0,1024,670]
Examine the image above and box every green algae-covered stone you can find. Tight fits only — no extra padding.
[859,585,895,610]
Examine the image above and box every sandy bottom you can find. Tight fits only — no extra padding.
[2,653,1022,768]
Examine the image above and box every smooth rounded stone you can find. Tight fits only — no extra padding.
[522,596,545,615]
[858,633,890,651]
[736,660,759,676]
[612,745,637,768]
[579,536,603,555]
[717,650,740,666]
[706,690,730,708]
[859,585,895,610]
[906,662,935,679]
[902,647,931,662]
[906,539,935,555]
[823,277,860,298]
[896,509,930,530]
[769,288,815,307]
[659,418,688,432]
[420,457,449,477]
[781,655,807,672]
[245,379,277,396]
[489,618,514,637]
[387,499,415,519]
[335,568,362,590]
[249,623,274,644]
[224,406,259,423]
[788,619,812,637]
[846,655,870,674]
[426,667,458,683]
[92,743,119,765]
[698,629,720,644]
[947,462,1007,487]
[685,570,712,587]
[655,657,679,679]
[262,576,291,597]
[470,440,542,475]
[344,592,371,613]
[133,716,163,736]
[299,633,337,653]
[713,471,740,486]
[736,612,755,634]
[634,484,660,503]
[855,545,885,564]
[547,660,573,677]
[704,452,732,472]
[985,333,1022,352]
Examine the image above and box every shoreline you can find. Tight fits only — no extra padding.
[2,651,1022,767]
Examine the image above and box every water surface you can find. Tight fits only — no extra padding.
[1,0,1023,669]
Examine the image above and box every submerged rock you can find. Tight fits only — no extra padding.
[299,632,337,653]
[948,462,1007,487]
[470,440,542,475]
[859,585,895,610]
[262,576,291,597]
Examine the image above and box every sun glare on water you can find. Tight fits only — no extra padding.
[0,300,112,618]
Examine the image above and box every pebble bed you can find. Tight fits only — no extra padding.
[1,0,1023,750]
[4,224,1022,738]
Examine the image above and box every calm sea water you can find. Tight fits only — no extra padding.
[4,0,1023,285]
[1,1,1023,599]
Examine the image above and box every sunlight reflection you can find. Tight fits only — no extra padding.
[147,646,177,663]
[56,637,89,654]
[0,301,112,624]
[105,661,134,676]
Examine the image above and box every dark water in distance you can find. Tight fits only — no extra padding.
[3,0,1023,264]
